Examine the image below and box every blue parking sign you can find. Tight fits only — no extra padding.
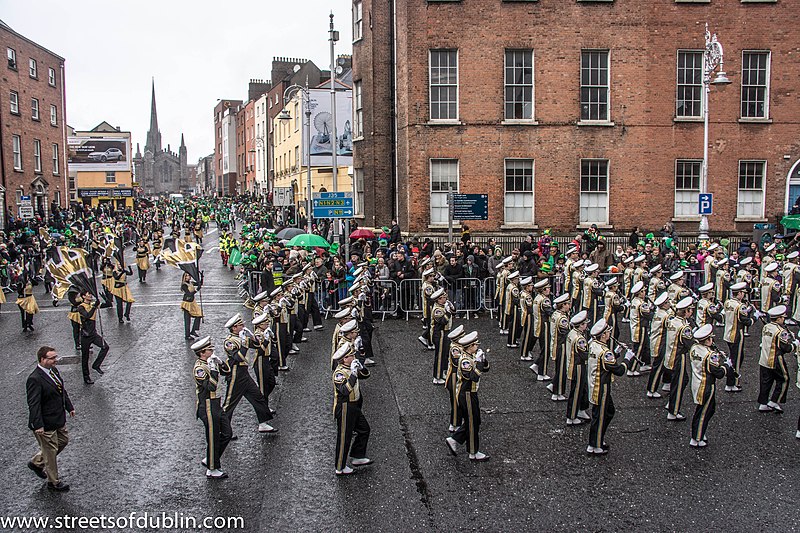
[698,193,713,215]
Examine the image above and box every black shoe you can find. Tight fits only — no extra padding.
[47,481,70,492]
[119,319,124,324]
[92,366,104,375]
[27,461,46,479]
[84,378,95,385]
[125,316,131,322]
[28,324,34,331]
[185,336,193,341]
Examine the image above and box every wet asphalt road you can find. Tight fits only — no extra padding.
[1,229,798,532]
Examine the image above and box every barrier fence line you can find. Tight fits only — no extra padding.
[236,268,770,320]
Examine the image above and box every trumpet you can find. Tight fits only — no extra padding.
[612,340,645,367]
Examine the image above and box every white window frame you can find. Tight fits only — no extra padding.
[31,98,39,120]
[354,167,365,215]
[50,105,57,126]
[12,135,22,170]
[674,159,702,217]
[106,171,116,184]
[504,158,535,224]
[353,0,363,42]
[430,158,459,225]
[48,67,56,86]
[7,47,16,69]
[33,139,41,172]
[52,143,59,175]
[504,49,535,121]
[9,90,19,114]
[29,58,37,78]
[579,49,611,123]
[579,158,609,225]
[354,81,363,138]
[740,50,771,119]
[737,160,766,218]
[429,49,459,122]
[675,50,704,119]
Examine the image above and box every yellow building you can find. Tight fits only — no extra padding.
[272,87,353,219]
[68,121,135,209]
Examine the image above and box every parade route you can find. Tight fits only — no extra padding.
[0,232,797,532]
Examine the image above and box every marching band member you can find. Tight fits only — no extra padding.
[582,263,603,324]
[666,271,691,306]
[647,265,666,303]
[563,246,579,300]
[445,325,467,432]
[111,262,135,324]
[518,276,535,361]
[714,259,731,321]
[569,260,585,315]
[221,313,276,433]
[193,336,232,479]
[664,297,696,421]
[275,288,293,370]
[496,257,513,334]
[632,255,648,288]
[99,257,115,308]
[504,271,522,347]
[531,278,553,381]
[252,313,277,415]
[628,281,652,376]
[688,324,732,447]
[566,310,590,425]
[430,288,452,384]
[621,256,636,323]
[761,262,782,313]
[586,318,635,455]
[77,290,110,385]
[783,251,800,323]
[67,290,83,351]
[16,277,39,332]
[181,272,203,340]
[331,341,372,476]
[736,256,757,336]
[757,305,795,413]
[251,290,269,319]
[150,229,163,271]
[445,331,489,462]
[695,283,722,329]
[135,237,151,283]
[549,293,571,401]
[331,307,353,357]
[332,318,361,370]
[603,277,625,344]
[723,282,755,392]
[647,292,673,398]
[419,267,437,350]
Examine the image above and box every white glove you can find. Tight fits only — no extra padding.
[724,357,734,368]
[350,360,360,373]
[624,349,635,362]
[475,349,485,362]
[614,345,623,355]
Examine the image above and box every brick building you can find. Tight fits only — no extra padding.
[0,19,68,229]
[352,0,800,235]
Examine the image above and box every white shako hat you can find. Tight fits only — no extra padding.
[554,293,570,305]
[654,292,670,307]
[729,281,748,292]
[739,256,753,266]
[225,313,243,329]
[507,271,520,280]
[534,278,550,289]
[631,281,645,295]
[590,318,609,337]
[340,319,359,334]
[335,308,351,319]
[676,297,694,310]
[253,313,270,326]
[765,262,779,273]
[570,310,588,325]
[585,263,599,273]
[693,323,714,341]
[669,271,684,282]
[191,336,213,353]
[768,305,788,318]
[459,331,480,347]
[253,291,269,302]
[448,325,467,341]
[431,287,446,300]
[698,283,714,293]
[332,342,353,360]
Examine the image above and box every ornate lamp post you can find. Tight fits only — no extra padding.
[279,79,313,233]
[699,23,731,240]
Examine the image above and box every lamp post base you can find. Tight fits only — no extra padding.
[698,215,710,241]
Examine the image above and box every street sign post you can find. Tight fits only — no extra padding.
[452,194,489,220]
[313,191,354,219]
[698,193,713,215]
[19,205,34,219]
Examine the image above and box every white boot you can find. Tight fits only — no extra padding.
[258,422,277,433]
[335,466,354,475]
[206,469,228,479]
[469,451,489,461]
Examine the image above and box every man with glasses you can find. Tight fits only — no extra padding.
[26,346,74,492]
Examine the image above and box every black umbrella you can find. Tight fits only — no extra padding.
[276,227,304,240]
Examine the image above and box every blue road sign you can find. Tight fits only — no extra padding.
[698,193,713,215]
[312,192,354,218]
[452,193,489,221]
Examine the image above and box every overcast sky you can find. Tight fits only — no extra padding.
[1,0,352,162]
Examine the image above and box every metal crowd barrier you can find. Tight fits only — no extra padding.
[399,278,423,319]
[372,279,399,320]
[446,277,482,319]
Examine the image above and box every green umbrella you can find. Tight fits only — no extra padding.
[781,215,800,230]
[286,233,331,249]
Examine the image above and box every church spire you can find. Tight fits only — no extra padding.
[145,78,162,153]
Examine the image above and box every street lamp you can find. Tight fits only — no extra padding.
[253,136,268,201]
[699,23,731,240]
[279,79,313,234]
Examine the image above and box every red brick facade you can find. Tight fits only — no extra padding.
[0,22,68,225]
[354,0,800,235]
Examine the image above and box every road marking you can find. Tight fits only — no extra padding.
[0,301,244,314]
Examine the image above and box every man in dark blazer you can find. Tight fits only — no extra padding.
[26,345,74,492]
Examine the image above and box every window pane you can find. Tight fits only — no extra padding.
[430,50,459,120]
[676,51,703,118]
[504,50,534,120]
[741,52,769,118]
[580,51,609,121]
